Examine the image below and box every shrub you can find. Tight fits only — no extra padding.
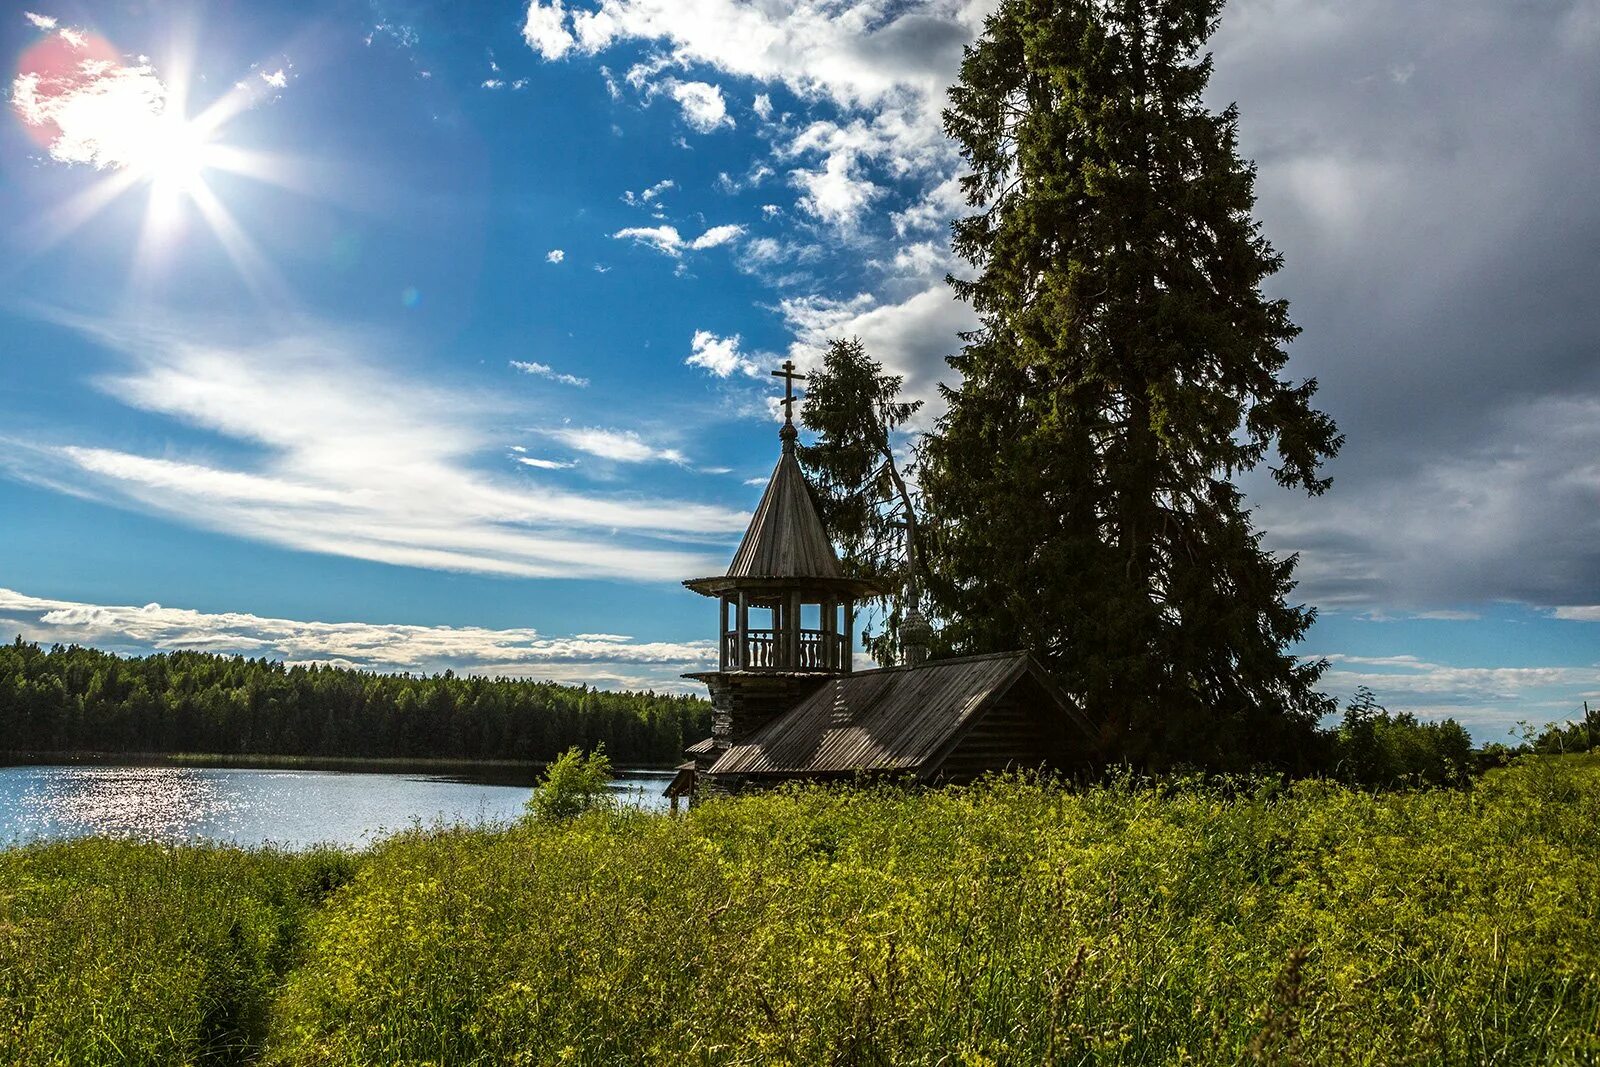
[525,744,614,821]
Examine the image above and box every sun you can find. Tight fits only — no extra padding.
[11,19,296,297]
[129,110,216,196]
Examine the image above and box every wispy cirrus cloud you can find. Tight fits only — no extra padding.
[542,426,688,465]
[0,313,743,582]
[510,359,588,387]
[0,588,715,690]
[612,222,744,257]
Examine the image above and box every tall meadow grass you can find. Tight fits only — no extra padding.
[3,756,1598,1064]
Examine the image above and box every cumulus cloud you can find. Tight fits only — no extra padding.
[518,0,973,229]
[668,79,732,132]
[509,359,587,387]
[0,588,715,690]
[12,26,293,174]
[780,286,973,422]
[522,0,576,59]
[545,248,565,263]
[685,330,761,378]
[12,41,172,169]
[0,314,743,583]
[534,0,1600,622]
[24,12,58,29]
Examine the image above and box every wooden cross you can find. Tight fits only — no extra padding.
[771,360,807,425]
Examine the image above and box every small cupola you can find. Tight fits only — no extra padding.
[684,360,882,674]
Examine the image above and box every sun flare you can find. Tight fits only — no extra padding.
[11,18,295,296]
[129,111,215,195]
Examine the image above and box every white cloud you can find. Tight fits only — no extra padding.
[13,30,291,172]
[12,46,171,169]
[509,359,588,387]
[543,426,688,464]
[2,315,744,583]
[688,223,744,249]
[545,248,566,263]
[622,178,674,206]
[0,588,715,690]
[613,222,744,257]
[518,456,578,470]
[24,12,58,29]
[613,224,684,255]
[482,78,505,89]
[1315,650,1600,738]
[780,285,973,421]
[518,0,975,231]
[669,79,732,132]
[889,239,950,277]
[686,330,760,378]
[1553,606,1600,622]
[523,0,576,59]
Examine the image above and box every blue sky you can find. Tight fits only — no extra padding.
[2,0,1597,741]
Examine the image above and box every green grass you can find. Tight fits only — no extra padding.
[5,756,1600,1065]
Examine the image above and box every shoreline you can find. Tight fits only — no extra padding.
[0,751,679,778]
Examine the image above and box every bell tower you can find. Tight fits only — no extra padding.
[683,361,882,752]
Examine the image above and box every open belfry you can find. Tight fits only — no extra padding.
[667,363,1093,802]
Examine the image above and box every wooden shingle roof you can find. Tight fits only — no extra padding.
[706,652,1087,778]
[727,447,843,580]
[685,444,882,597]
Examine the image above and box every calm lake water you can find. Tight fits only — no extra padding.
[0,763,673,849]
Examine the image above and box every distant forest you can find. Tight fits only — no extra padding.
[0,639,709,765]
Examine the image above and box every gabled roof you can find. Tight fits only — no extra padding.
[706,652,1090,778]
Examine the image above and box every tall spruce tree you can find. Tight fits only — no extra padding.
[920,0,1343,770]
[797,337,925,664]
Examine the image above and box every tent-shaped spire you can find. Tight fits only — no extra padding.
[684,361,880,599]
[726,443,843,580]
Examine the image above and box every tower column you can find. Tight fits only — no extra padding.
[718,596,730,670]
[736,591,748,669]
[843,600,854,674]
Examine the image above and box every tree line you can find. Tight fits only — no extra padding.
[0,638,709,765]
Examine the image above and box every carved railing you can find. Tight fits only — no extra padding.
[721,628,847,671]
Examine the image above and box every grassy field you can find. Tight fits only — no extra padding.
[3,756,1598,1065]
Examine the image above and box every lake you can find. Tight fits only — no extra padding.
[0,762,674,849]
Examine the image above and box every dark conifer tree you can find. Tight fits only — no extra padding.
[920,0,1343,769]
[797,337,926,663]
